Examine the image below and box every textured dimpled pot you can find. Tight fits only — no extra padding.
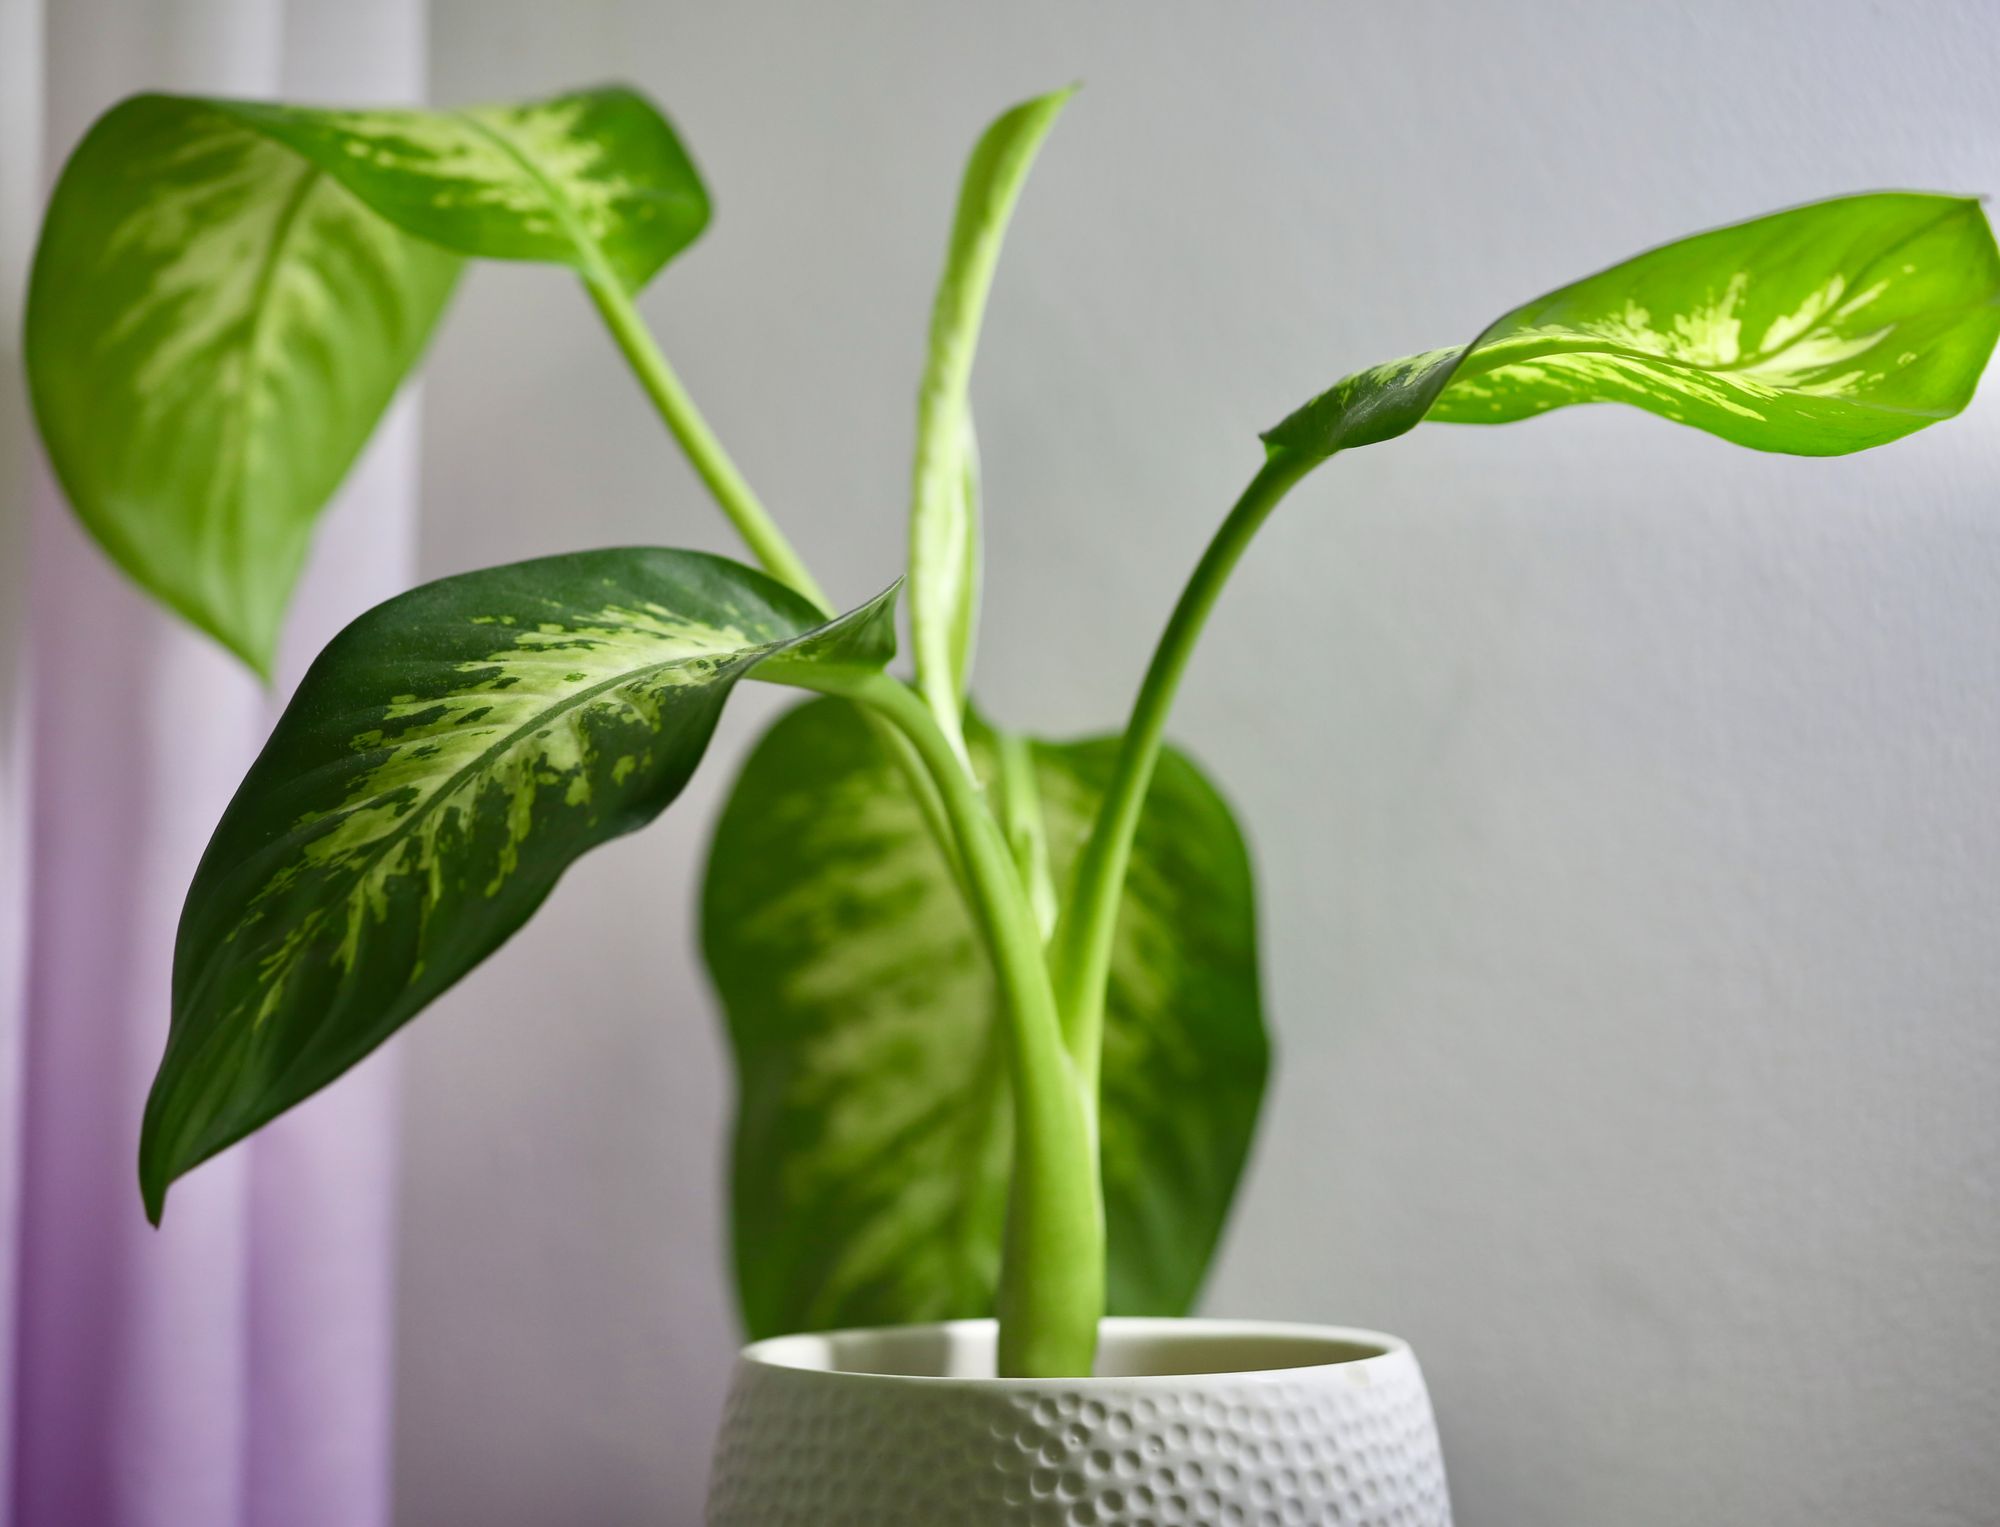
[706,1317,1452,1525]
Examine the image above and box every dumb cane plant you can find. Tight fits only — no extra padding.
[26,83,1998,1378]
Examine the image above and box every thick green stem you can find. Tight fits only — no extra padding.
[584,275,830,613]
[1048,448,1318,1087]
[782,668,1104,1378]
[588,277,1091,1370]
[993,725,1058,940]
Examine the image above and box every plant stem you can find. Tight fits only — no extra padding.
[583,274,967,886]
[587,278,1084,1364]
[584,275,830,613]
[1047,447,1318,1087]
[993,724,1058,940]
[781,667,1104,1378]
[877,716,971,897]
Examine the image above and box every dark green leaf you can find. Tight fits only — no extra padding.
[703,698,1265,1337]
[1266,192,2000,461]
[146,549,896,1222]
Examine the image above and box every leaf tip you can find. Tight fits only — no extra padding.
[1043,82,1083,120]
[208,617,279,686]
[139,1080,181,1226]
[139,1157,169,1228]
[1013,81,1080,124]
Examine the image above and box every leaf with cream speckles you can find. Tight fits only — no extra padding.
[145,549,896,1223]
[704,699,1265,1337]
[219,87,709,292]
[27,95,462,674]
[1266,193,2000,461]
[28,85,706,674]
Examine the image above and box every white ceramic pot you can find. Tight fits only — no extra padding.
[707,1316,1451,1526]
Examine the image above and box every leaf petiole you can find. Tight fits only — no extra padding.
[585,274,830,613]
[1048,447,1316,1081]
[586,276,974,895]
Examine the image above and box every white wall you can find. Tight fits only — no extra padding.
[397,3,2000,1522]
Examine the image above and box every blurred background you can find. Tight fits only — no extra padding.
[4,1,1998,1524]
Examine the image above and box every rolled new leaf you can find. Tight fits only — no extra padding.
[1265,192,2000,461]
[146,549,897,1221]
[704,699,1265,1337]
[908,87,1073,757]
[28,85,706,674]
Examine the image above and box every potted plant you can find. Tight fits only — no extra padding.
[25,80,1997,1524]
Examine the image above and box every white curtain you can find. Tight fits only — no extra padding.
[1,3,425,1522]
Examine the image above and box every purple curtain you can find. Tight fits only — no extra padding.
[2,2,425,1522]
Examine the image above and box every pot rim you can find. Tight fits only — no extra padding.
[736,1315,1413,1387]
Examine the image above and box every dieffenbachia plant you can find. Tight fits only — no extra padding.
[26,79,1998,1378]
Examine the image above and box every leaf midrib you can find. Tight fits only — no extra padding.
[449,108,625,290]
[1449,326,1981,420]
[200,153,322,660]
[169,635,757,1118]
[244,632,773,983]
[227,601,890,955]
[1450,199,1984,411]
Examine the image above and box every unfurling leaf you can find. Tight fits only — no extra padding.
[703,698,1264,1338]
[28,85,706,673]
[909,87,1073,757]
[146,550,896,1222]
[1266,193,2000,461]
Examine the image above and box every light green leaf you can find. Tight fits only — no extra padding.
[26,94,463,673]
[703,698,1264,1337]
[909,87,1073,758]
[146,549,896,1222]
[219,86,709,293]
[1265,192,2000,461]
[27,85,707,674]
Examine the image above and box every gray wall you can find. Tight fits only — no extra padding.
[397,3,2000,1523]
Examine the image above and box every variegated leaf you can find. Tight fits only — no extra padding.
[27,85,706,673]
[26,94,463,673]
[703,699,1265,1338]
[1265,192,2000,461]
[218,86,708,293]
[146,550,896,1222]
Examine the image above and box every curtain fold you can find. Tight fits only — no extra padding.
[0,0,44,1506]
[2,2,424,1522]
